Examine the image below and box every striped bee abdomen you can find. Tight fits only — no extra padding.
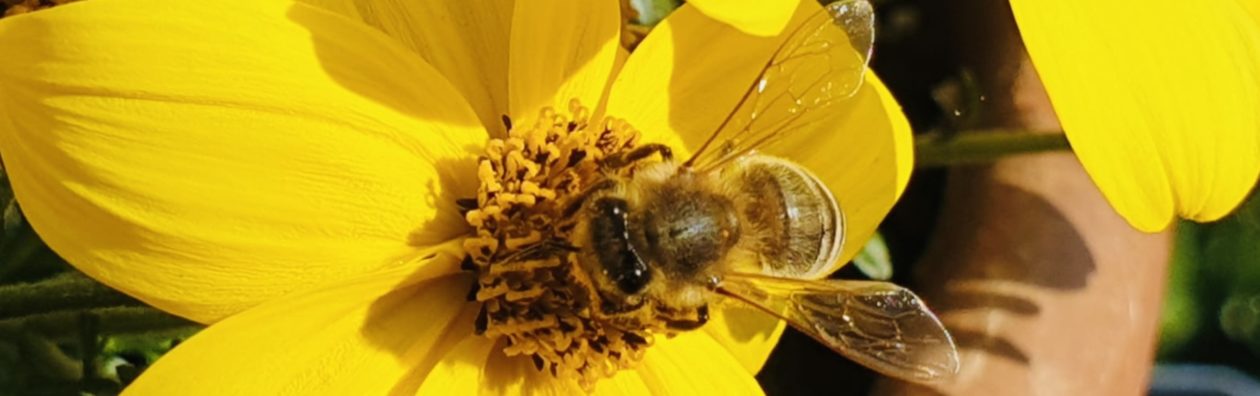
[727,155,844,278]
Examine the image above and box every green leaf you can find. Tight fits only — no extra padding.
[98,327,198,386]
[853,232,893,280]
[628,0,679,26]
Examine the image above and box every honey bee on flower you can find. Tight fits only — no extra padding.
[0,0,926,393]
[462,0,956,388]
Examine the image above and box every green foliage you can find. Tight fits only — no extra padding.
[1158,221,1204,357]
[0,170,71,284]
[1159,189,1260,365]
[853,232,893,280]
[0,167,201,395]
[628,0,680,26]
[1202,192,1260,355]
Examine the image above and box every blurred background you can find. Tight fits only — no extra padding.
[1,0,1258,394]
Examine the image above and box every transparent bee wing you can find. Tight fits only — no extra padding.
[718,272,959,383]
[684,0,875,173]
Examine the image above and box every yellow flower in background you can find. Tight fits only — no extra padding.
[0,0,912,393]
[710,0,1260,232]
[1009,0,1260,232]
[701,0,1260,232]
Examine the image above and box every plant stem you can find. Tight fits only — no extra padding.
[0,306,199,339]
[915,130,1071,167]
[0,272,142,319]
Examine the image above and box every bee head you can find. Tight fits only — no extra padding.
[568,191,656,316]
[587,197,653,296]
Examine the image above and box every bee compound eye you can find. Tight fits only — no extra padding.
[615,264,651,294]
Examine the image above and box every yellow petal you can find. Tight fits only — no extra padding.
[1011,0,1260,231]
[608,3,915,275]
[607,4,782,153]
[688,0,800,37]
[417,334,754,395]
[636,331,765,395]
[418,335,593,394]
[508,0,621,123]
[703,304,788,374]
[0,0,485,323]
[420,331,761,394]
[125,263,475,395]
[414,336,495,395]
[596,369,653,396]
[300,0,513,135]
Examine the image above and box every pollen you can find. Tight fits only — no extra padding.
[462,100,653,388]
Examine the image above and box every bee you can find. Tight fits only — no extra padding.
[566,0,959,383]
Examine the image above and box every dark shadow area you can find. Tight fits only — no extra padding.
[950,329,1029,364]
[920,168,1097,290]
[404,154,483,248]
[871,381,949,396]
[757,327,879,396]
[929,289,1040,315]
[287,3,485,127]
[287,6,507,389]
[290,1,608,138]
[355,154,484,376]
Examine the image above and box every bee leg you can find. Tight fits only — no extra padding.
[596,301,654,331]
[600,143,674,169]
[662,305,710,331]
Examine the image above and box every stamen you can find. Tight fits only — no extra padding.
[463,100,655,388]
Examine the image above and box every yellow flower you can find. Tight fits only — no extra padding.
[0,0,912,393]
[1009,0,1260,232]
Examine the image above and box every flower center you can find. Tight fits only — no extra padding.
[462,100,659,388]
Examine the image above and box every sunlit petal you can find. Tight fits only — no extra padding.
[418,330,759,394]
[0,0,484,323]
[126,265,474,395]
[508,0,621,123]
[703,304,788,373]
[636,331,765,395]
[1011,0,1260,231]
[417,336,592,394]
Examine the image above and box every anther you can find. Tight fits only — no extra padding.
[463,99,650,386]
